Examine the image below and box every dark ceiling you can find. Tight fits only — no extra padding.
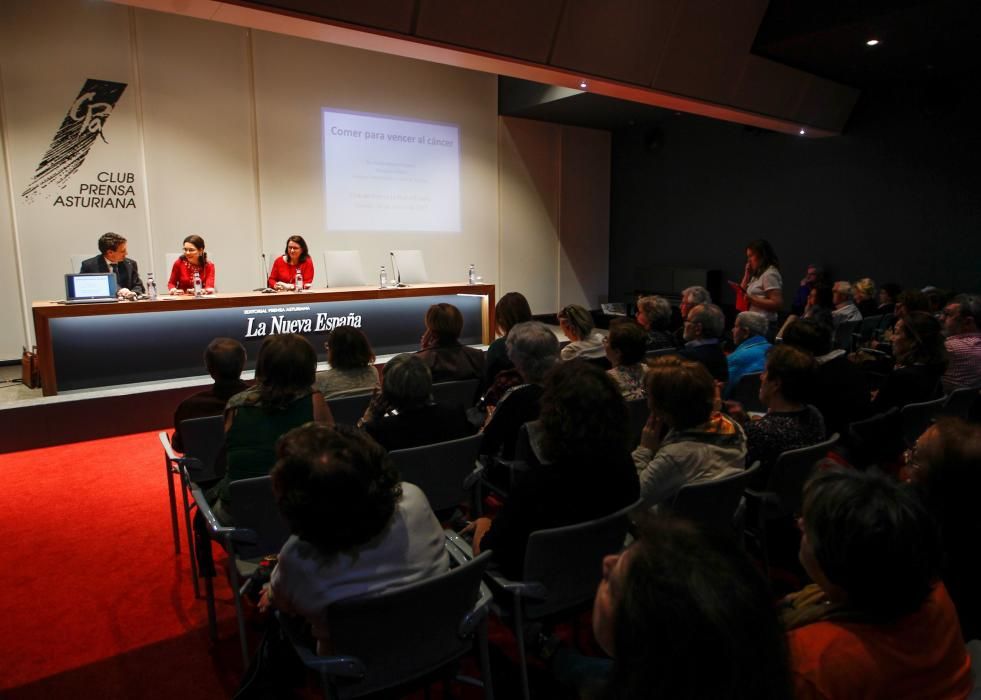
[229,0,976,133]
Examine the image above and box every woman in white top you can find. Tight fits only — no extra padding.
[739,239,784,338]
[558,304,606,361]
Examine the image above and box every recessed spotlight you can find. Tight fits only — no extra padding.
[799,128,806,135]
[579,80,588,89]
[866,38,880,46]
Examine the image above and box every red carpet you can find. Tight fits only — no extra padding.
[0,430,243,697]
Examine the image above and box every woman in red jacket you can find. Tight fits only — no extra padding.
[168,234,216,294]
[268,235,314,291]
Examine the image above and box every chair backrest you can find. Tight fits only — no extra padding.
[645,347,679,360]
[766,433,840,517]
[227,475,291,559]
[390,249,428,284]
[178,414,226,481]
[431,378,480,411]
[387,433,482,513]
[856,315,883,342]
[729,372,764,413]
[670,462,760,533]
[522,499,640,619]
[327,392,374,426]
[941,387,980,419]
[324,551,492,698]
[833,320,862,351]
[626,398,649,449]
[900,396,948,447]
[323,250,367,287]
[70,253,88,273]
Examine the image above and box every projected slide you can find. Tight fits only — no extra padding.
[323,109,460,232]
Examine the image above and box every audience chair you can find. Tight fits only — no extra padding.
[833,320,862,352]
[192,474,290,667]
[431,378,481,412]
[626,398,649,449]
[855,315,884,345]
[941,386,980,420]
[280,546,495,700]
[901,395,948,448]
[480,421,544,503]
[744,434,839,572]
[669,461,760,535]
[645,347,679,360]
[327,392,374,426]
[388,433,483,517]
[728,372,764,413]
[451,499,641,700]
[846,408,902,469]
[159,415,225,596]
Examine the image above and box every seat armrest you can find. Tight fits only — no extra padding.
[483,568,547,600]
[276,611,366,679]
[189,483,258,547]
[444,530,475,562]
[459,582,494,637]
[159,431,179,462]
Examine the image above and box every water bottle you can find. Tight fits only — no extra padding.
[468,264,476,285]
[295,268,303,293]
[146,272,157,300]
[379,266,388,288]
[193,270,203,297]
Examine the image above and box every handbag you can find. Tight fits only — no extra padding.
[21,346,39,389]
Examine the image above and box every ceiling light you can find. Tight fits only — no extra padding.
[866,39,880,46]
[799,128,806,135]
[578,80,588,89]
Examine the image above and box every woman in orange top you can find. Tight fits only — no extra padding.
[783,469,972,700]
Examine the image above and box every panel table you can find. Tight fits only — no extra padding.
[32,283,495,396]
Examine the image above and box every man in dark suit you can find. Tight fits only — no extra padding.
[79,232,144,298]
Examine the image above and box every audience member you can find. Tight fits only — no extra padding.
[728,345,825,485]
[739,239,784,337]
[171,337,248,453]
[416,302,485,382]
[802,284,834,330]
[360,353,474,451]
[558,304,606,361]
[632,357,746,508]
[470,361,639,578]
[791,263,821,316]
[853,277,878,317]
[480,321,559,461]
[782,469,971,699]
[679,286,711,322]
[781,319,870,438]
[725,311,771,398]
[871,311,947,413]
[264,423,448,652]
[908,418,981,640]
[605,319,649,401]
[314,326,379,399]
[484,291,533,385]
[878,283,902,316]
[634,295,677,351]
[211,334,331,521]
[679,303,729,383]
[590,515,792,700]
[831,281,862,328]
[941,294,981,393]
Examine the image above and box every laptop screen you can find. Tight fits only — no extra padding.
[65,273,118,300]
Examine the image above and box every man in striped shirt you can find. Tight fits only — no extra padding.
[941,294,981,393]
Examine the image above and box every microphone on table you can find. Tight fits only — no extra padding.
[389,251,405,288]
[254,252,272,292]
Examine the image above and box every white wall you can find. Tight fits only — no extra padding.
[0,0,609,361]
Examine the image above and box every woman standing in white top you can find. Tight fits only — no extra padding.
[739,239,784,339]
